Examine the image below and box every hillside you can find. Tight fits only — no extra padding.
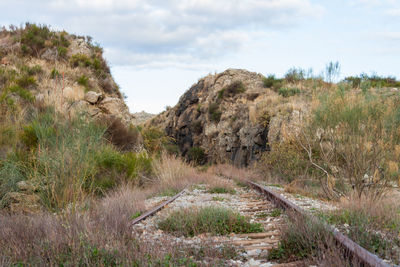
[0,23,133,127]
[0,24,144,213]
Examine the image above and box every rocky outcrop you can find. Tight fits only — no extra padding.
[133,111,156,125]
[68,91,135,125]
[150,69,307,167]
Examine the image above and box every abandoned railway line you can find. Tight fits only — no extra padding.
[131,179,391,267]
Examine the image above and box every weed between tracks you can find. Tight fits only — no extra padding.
[268,213,360,266]
[158,206,263,237]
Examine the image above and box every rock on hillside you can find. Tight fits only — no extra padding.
[150,69,307,167]
[0,24,134,125]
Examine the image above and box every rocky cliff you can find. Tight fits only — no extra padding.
[150,69,307,167]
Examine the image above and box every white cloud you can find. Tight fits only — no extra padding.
[1,0,323,68]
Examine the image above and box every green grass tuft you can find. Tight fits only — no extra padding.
[158,206,263,237]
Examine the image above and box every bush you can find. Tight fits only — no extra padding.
[300,89,399,199]
[8,85,34,102]
[20,23,51,56]
[268,214,340,263]
[187,146,206,165]
[261,141,310,182]
[262,75,283,90]
[15,75,37,89]
[141,126,173,155]
[278,87,300,97]
[50,68,61,79]
[158,206,263,237]
[103,118,141,151]
[208,102,222,123]
[284,67,306,83]
[70,53,92,68]
[20,65,43,76]
[77,75,90,90]
[218,81,246,99]
[97,148,152,180]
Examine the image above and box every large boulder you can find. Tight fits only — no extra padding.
[150,69,308,167]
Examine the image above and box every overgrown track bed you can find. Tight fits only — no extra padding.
[248,182,391,267]
[131,181,307,266]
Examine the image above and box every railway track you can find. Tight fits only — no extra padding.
[131,180,391,267]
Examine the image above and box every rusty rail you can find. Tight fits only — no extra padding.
[248,181,391,267]
[131,189,185,225]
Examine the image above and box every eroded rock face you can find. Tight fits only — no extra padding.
[150,69,308,167]
[68,92,135,125]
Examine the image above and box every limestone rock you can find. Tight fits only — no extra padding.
[84,91,103,104]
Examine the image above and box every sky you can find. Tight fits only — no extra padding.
[1,0,399,113]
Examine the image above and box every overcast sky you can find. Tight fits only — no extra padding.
[1,0,399,113]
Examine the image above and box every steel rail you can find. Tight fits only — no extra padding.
[248,181,391,267]
[131,189,185,225]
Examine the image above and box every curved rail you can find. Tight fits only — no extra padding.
[248,181,391,267]
[131,189,185,225]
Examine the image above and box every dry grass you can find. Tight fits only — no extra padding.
[269,212,360,266]
[0,184,237,266]
[208,163,262,184]
[152,153,198,194]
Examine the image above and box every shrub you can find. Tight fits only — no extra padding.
[77,74,89,90]
[15,75,37,89]
[50,68,61,79]
[284,67,306,83]
[96,148,152,185]
[158,206,263,237]
[102,117,141,151]
[208,102,222,123]
[20,23,51,56]
[57,46,68,58]
[261,141,310,182]
[70,53,92,68]
[268,215,352,266]
[187,146,206,165]
[141,126,173,155]
[217,81,246,99]
[263,75,284,91]
[278,87,300,97]
[20,65,43,76]
[8,85,34,102]
[296,89,400,199]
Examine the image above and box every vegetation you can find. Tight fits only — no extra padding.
[18,23,70,58]
[318,197,400,264]
[218,80,246,99]
[277,87,300,97]
[158,206,263,237]
[208,102,222,123]
[208,186,236,194]
[187,146,206,165]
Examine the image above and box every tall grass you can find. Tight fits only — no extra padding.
[0,106,154,210]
